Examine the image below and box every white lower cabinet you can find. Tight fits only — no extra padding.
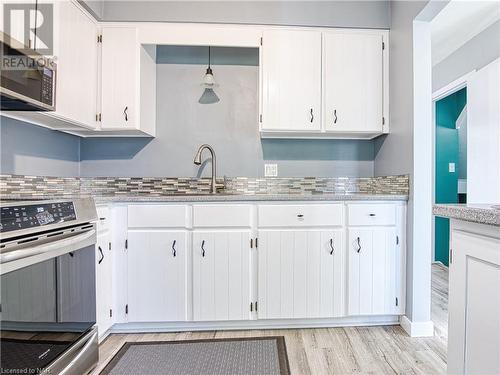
[258,229,345,319]
[448,222,500,375]
[192,231,251,321]
[347,227,400,315]
[110,201,405,331]
[96,230,113,336]
[127,230,187,322]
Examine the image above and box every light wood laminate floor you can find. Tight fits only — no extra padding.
[94,264,449,375]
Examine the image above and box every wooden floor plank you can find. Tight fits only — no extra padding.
[93,264,448,374]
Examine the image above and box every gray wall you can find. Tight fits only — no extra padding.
[0,116,80,177]
[3,2,390,179]
[373,0,429,322]
[98,1,390,29]
[433,19,500,91]
[80,63,374,177]
[374,1,426,177]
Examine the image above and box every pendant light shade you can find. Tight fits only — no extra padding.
[199,87,220,104]
[199,47,220,104]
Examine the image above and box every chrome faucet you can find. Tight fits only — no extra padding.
[194,144,217,194]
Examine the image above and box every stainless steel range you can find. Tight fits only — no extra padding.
[0,198,99,374]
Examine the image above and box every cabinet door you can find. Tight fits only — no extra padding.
[467,58,500,204]
[127,231,187,322]
[348,227,398,315]
[448,229,500,375]
[54,1,97,128]
[261,30,321,132]
[192,231,251,321]
[101,27,137,129]
[323,32,383,133]
[95,231,112,336]
[258,229,345,319]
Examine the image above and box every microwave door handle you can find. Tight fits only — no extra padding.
[0,229,96,265]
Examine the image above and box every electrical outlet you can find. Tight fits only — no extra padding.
[449,163,456,173]
[265,164,278,177]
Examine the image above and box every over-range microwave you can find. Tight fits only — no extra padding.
[0,32,56,111]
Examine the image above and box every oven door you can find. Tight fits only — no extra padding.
[0,226,97,374]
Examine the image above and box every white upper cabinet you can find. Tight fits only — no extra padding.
[323,32,384,135]
[260,28,388,139]
[53,1,98,129]
[3,1,100,131]
[100,27,138,130]
[99,26,156,136]
[261,29,322,133]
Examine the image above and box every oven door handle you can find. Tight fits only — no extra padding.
[57,329,98,375]
[0,229,96,264]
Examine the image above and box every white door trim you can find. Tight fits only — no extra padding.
[431,70,473,263]
[432,70,475,102]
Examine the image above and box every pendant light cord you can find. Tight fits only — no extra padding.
[208,46,211,68]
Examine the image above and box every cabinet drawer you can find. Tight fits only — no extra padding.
[193,205,252,227]
[347,204,396,226]
[258,204,343,227]
[128,205,187,228]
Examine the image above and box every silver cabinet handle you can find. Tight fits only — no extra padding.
[329,238,334,255]
[310,108,314,123]
[333,109,337,124]
[172,240,176,257]
[201,240,205,257]
[356,237,361,253]
[124,106,128,122]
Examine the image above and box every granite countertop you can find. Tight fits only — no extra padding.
[1,192,409,203]
[433,204,500,227]
[93,192,409,203]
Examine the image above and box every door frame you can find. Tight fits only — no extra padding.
[431,70,475,263]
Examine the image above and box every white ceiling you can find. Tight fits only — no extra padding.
[431,0,500,66]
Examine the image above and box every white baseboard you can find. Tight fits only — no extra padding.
[400,315,434,337]
[98,328,112,344]
[109,315,400,334]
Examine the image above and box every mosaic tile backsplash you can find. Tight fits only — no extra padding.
[0,174,409,197]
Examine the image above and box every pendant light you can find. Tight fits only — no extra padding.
[199,46,220,104]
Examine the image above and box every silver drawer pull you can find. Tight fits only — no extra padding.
[369,213,376,217]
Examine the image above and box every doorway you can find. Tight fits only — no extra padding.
[434,87,467,266]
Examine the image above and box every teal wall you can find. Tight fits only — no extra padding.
[435,88,466,266]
